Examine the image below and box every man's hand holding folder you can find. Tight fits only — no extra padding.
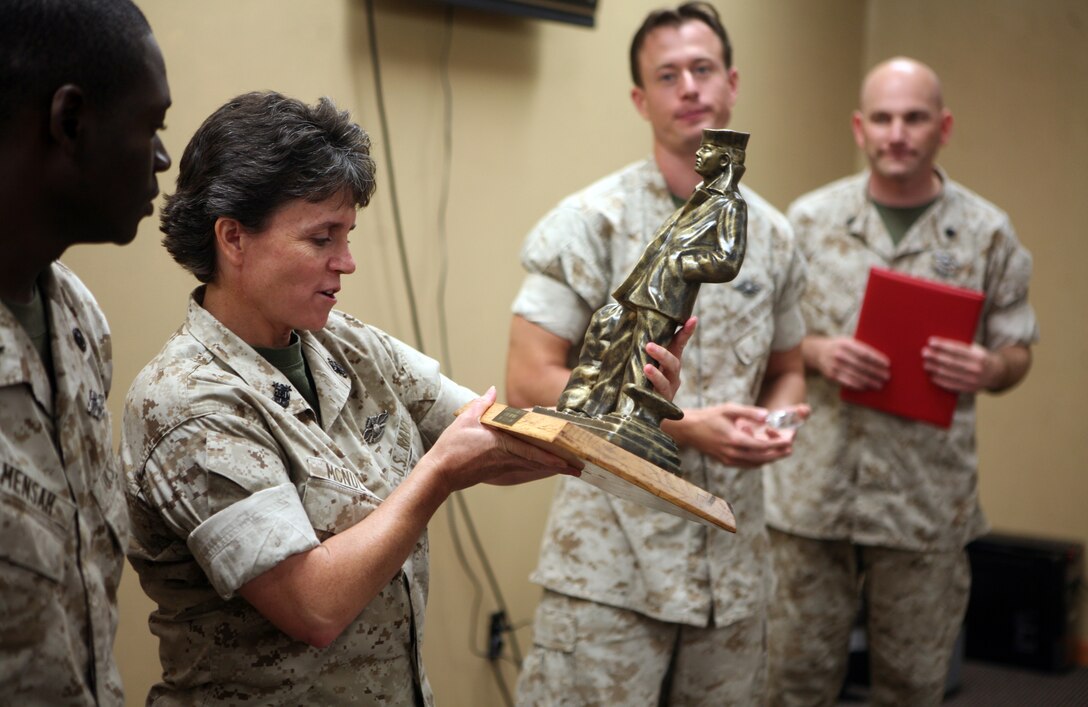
[838,267,985,428]
[807,335,890,392]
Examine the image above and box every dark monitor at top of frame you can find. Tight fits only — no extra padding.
[436,0,597,27]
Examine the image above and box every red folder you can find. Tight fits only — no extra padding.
[840,267,984,428]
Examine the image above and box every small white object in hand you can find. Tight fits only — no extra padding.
[766,409,805,431]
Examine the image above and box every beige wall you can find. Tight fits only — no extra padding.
[57,0,1085,703]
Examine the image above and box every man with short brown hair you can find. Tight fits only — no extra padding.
[508,4,808,704]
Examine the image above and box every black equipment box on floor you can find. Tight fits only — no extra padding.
[965,532,1083,672]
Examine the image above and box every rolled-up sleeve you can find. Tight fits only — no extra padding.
[189,482,318,598]
[512,273,594,345]
[983,221,1039,349]
[414,375,476,449]
[141,417,320,600]
[512,205,614,344]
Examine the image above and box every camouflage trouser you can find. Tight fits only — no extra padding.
[766,528,970,707]
[515,589,766,706]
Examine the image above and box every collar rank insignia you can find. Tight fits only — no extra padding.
[327,357,349,377]
[733,279,761,297]
[272,382,292,409]
[87,390,106,420]
[932,251,960,279]
[363,411,389,444]
[72,327,87,352]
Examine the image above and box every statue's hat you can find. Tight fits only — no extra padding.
[701,128,749,150]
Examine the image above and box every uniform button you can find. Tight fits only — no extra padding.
[73,327,86,352]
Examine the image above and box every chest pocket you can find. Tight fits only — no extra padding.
[0,477,76,584]
[301,457,381,537]
[802,249,867,335]
[0,484,76,647]
[690,278,776,402]
[725,286,775,366]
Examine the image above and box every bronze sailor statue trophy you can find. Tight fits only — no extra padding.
[541,128,750,473]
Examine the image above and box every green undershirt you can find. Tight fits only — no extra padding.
[2,283,56,384]
[872,198,937,247]
[254,332,322,423]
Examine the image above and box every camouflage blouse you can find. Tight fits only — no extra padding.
[765,170,1039,551]
[1,263,126,705]
[122,291,473,705]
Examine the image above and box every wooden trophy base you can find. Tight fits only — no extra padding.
[478,404,736,533]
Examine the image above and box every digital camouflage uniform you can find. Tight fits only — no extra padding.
[512,158,806,705]
[0,262,127,705]
[122,290,474,706]
[764,170,1039,706]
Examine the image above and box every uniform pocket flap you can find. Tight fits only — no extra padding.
[532,604,577,653]
[301,457,380,536]
[0,486,74,583]
[204,430,286,494]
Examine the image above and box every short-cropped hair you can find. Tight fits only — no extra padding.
[0,0,151,125]
[161,91,377,283]
[629,2,732,88]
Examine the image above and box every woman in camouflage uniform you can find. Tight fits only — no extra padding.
[119,91,590,706]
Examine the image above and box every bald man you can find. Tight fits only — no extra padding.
[764,57,1038,706]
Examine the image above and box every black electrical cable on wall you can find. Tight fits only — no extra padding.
[435,2,455,373]
[363,0,424,352]
[361,3,523,703]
